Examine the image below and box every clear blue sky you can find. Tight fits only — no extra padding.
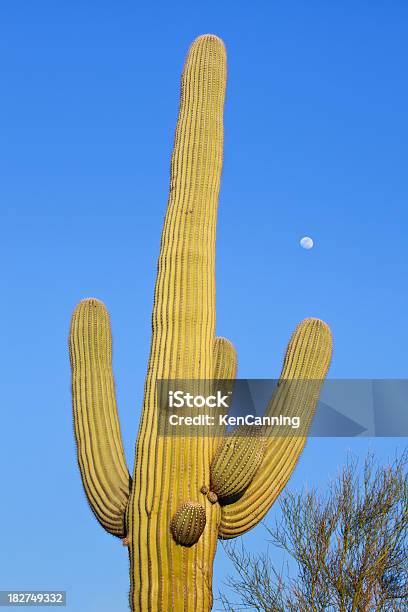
[1,2,407,611]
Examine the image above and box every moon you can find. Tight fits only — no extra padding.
[300,236,314,250]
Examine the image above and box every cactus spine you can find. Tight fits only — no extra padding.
[69,35,332,611]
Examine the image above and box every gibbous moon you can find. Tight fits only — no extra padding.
[300,236,314,250]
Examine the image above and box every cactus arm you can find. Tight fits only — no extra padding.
[126,35,227,611]
[211,337,237,459]
[218,317,332,539]
[213,337,237,379]
[69,298,131,538]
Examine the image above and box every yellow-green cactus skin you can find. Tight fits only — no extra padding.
[69,35,333,611]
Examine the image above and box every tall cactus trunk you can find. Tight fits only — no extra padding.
[126,35,226,610]
[69,34,333,612]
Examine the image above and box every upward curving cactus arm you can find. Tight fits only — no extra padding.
[213,337,237,380]
[69,298,131,538]
[218,317,332,539]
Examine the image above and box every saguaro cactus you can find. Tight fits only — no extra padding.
[69,34,332,611]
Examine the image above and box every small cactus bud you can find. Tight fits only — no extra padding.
[171,501,206,546]
[207,491,218,504]
[200,485,209,495]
